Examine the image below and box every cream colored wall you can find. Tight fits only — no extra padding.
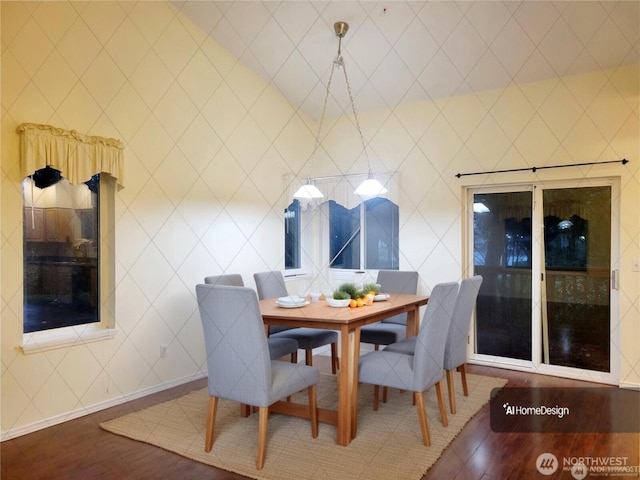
[331,66,639,387]
[0,1,313,438]
[1,1,639,439]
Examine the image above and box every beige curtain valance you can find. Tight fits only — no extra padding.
[17,123,124,189]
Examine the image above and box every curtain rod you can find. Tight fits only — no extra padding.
[455,158,628,178]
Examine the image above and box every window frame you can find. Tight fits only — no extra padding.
[21,174,117,354]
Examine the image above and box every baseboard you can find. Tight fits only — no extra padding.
[0,372,207,442]
[619,381,640,390]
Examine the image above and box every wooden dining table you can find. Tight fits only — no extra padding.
[259,293,429,446]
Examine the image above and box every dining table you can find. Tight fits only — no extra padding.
[259,293,429,446]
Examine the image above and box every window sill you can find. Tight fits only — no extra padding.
[21,325,118,354]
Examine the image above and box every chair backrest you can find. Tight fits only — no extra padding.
[196,284,272,406]
[444,275,483,371]
[376,270,419,325]
[204,274,245,286]
[412,281,459,391]
[253,271,288,300]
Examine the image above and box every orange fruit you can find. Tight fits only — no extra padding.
[356,298,364,307]
[349,299,357,308]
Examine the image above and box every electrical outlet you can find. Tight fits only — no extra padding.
[160,344,168,358]
[632,259,640,272]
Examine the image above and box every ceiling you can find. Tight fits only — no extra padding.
[171,1,639,120]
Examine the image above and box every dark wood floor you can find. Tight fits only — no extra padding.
[2,358,638,480]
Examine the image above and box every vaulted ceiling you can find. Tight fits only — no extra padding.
[172,1,639,120]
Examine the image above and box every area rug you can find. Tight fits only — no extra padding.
[101,373,506,480]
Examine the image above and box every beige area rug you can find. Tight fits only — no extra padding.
[101,373,506,480]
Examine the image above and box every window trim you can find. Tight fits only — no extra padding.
[21,324,118,354]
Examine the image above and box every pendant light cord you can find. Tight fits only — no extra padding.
[335,49,371,173]
[310,31,371,174]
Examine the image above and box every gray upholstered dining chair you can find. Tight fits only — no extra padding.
[443,275,483,414]
[204,274,299,361]
[359,270,419,349]
[358,281,458,446]
[384,276,483,414]
[253,271,339,374]
[196,284,319,470]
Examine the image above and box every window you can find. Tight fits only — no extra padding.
[17,122,122,351]
[23,168,100,333]
[284,199,301,270]
[329,197,399,270]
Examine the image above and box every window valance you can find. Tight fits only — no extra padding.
[17,123,124,189]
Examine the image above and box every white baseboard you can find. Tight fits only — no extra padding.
[619,381,640,390]
[0,372,207,442]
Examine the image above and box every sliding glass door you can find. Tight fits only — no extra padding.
[473,189,533,361]
[541,186,611,372]
[469,180,617,382]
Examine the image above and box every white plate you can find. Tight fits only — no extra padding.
[277,296,305,304]
[373,294,390,302]
[276,301,309,308]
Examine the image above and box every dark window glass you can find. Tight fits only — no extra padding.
[329,198,399,270]
[364,197,399,269]
[284,199,301,270]
[23,169,99,333]
[329,200,361,269]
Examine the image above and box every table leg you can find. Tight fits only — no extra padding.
[336,324,354,446]
[350,326,362,439]
[406,305,420,337]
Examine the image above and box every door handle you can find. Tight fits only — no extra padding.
[612,270,620,290]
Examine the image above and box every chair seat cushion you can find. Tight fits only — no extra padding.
[267,337,298,360]
[270,328,338,350]
[360,322,406,346]
[383,337,416,355]
[358,350,415,391]
[269,325,294,335]
[269,361,320,404]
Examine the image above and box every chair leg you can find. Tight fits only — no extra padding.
[373,385,380,411]
[446,369,456,414]
[435,381,448,427]
[459,364,469,396]
[205,396,218,452]
[291,351,298,364]
[305,349,313,366]
[382,386,388,403]
[308,385,318,438]
[256,406,269,470]
[414,391,430,446]
[331,342,339,374]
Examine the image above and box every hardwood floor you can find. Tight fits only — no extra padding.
[2,359,638,479]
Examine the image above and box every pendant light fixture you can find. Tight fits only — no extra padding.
[293,179,324,199]
[293,21,387,199]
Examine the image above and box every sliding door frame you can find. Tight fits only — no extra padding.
[465,178,620,385]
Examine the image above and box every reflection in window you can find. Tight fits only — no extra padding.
[329,200,361,269]
[23,168,99,333]
[365,197,399,269]
[329,198,399,270]
[284,199,301,270]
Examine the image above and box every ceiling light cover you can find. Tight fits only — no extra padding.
[293,182,324,199]
[355,177,388,196]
